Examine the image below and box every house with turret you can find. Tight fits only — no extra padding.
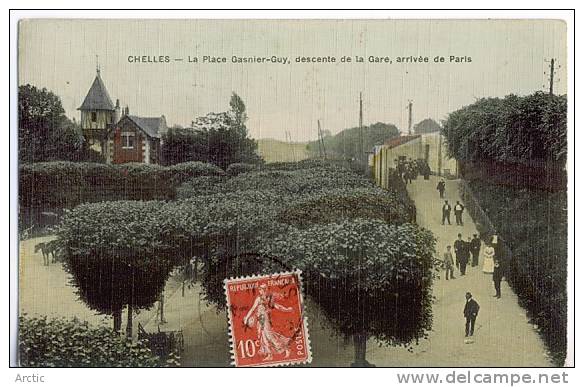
[78,68,167,164]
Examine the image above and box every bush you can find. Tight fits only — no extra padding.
[278,188,410,227]
[226,162,258,176]
[19,316,179,367]
[19,161,224,211]
[442,92,567,164]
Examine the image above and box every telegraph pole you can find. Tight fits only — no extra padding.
[317,120,327,159]
[407,100,413,135]
[548,58,555,96]
[359,92,364,162]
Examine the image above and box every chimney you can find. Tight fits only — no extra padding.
[114,99,121,123]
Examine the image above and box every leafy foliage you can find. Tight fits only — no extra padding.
[57,201,179,320]
[19,161,224,210]
[261,219,438,345]
[226,162,258,176]
[278,188,410,227]
[18,84,97,162]
[57,161,436,354]
[442,92,567,163]
[161,94,263,168]
[306,122,400,159]
[414,118,441,134]
[19,316,179,367]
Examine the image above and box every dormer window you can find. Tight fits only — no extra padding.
[91,112,97,122]
[121,132,135,149]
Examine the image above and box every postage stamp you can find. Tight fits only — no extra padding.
[224,270,311,367]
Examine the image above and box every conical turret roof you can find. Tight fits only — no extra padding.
[78,70,115,111]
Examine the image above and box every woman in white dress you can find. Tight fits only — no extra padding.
[482,243,495,274]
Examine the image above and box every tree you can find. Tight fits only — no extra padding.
[261,219,438,366]
[57,201,179,335]
[306,122,400,159]
[161,94,263,168]
[56,161,436,367]
[18,84,87,162]
[414,118,441,134]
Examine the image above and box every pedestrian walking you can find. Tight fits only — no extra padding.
[442,200,452,225]
[454,234,469,275]
[443,245,456,280]
[436,180,446,198]
[470,234,481,267]
[454,201,465,226]
[463,292,480,337]
[492,259,503,298]
[482,242,495,274]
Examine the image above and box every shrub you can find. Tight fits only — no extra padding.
[19,316,179,367]
[278,188,410,227]
[19,161,224,211]
[226,162,258,176]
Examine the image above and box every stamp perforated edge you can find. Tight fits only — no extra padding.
[223,269,312,367]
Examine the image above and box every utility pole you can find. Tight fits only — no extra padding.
[548,58,555,96]
[407,100,413,135]
[317,120,327,159]
[286,131,297,162]
[359,92,364,163]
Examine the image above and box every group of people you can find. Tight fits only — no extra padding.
[397,158,431,184]
[447,235,506,339]
[443,234,504,297]
[436,187,504,338]
[441,199,466,226]
[443,233,482,278]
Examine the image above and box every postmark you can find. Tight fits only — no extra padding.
[224,270,311,367]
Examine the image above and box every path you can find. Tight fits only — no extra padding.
[370,175,551,366]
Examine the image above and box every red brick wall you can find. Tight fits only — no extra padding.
[112,126,144,164]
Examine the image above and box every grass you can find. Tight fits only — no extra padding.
[257,138,310,163]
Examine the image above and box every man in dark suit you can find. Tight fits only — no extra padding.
[442,200,452,225]
[493,259,504,298]
[454,234,469,275]
[463,292,480,337]
[470,234,481,267]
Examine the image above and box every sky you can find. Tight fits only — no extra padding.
[18,19,567,142]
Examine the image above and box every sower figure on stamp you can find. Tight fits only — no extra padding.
[442,200,452,225]
[454,200,465,226]
[243,284,293,361]
[443,245,456,280]
[470,234,481,267]
[463,292,480,337]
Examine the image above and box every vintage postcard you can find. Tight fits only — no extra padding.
[14,17,570,368]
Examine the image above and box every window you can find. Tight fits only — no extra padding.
[91,112,97,122]
[121,132,135,149]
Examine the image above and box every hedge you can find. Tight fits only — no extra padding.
[19,316,179,367]
[56,162,438,357]
[460,179,567,365]
[19,161,224,210]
